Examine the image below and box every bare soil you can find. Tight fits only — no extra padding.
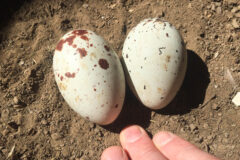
[0,0,240,159]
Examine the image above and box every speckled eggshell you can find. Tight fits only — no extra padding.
[122,18,187,110]
[53,30,125,125]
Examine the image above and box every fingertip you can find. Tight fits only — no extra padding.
[101,146,128,160]
[119,125,167,160]
[120,125,145,144]
[153,131,175,148]
[153,131,220,160]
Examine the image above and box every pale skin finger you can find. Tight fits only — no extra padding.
[153,131,220,160]
[101,125,220,160]
[119,125,167,160]
[101,146,129,160]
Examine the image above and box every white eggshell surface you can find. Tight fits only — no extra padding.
[53,30,125,125]
[122,18,187,110]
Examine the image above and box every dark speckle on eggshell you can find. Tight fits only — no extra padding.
[77,48,87,58]
[166,55,171,63]
[65,72,75,78]
[56,35,76,51]
[72,30,88,36]
[104,45,110,52]
[166,33,169,37]
[115,104,118,108]
[80,35,89,41]
[98,59,109,70]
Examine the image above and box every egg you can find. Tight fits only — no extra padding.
[122,18,187,110]
[53,29,125,125]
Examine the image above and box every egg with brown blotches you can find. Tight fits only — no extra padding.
[53,29,125,125]
[122,18,187,110]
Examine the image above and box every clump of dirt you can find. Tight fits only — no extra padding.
[0,0,240,159]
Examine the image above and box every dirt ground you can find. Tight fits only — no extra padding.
[0,0,240,159]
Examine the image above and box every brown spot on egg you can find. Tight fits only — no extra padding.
[94,88,96,91]
[94,64,97,67]
[158,88,162,93]
[161,97,164,100]
[56,35,76,51]
[166,33,169,37]
[176,50,178,53]
[57,74,60,77]
[72,30,88,36]
[77,48,87,58]
[59,82,67,91]
[147,19,152,22]
[65,72,75,78]
[98,59,109,70]
[60,76,64,81]
[86,116,90,120]
[81,35,89,41]
[90,44,93,47]
[104,45,110,52]
[166,55,171,63]
[154,18,163,23]
[104,80,106,83]
[164,64,168,71]
[144,85,146,90]
[101,104,104,108]
[56,39,65,51]
[65,35,76,46]
[115,104,118,108]
[126,54,128,58]
[73,44,77,48]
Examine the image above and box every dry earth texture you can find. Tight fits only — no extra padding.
[0,0,240,159]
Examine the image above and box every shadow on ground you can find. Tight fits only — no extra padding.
[102,85,152,133]
[157,49,210,115]
[0,0,28,31]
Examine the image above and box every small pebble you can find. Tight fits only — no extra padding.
[232,18,239,29]
[212,103,220,110]
[189,124,198,131]
[51,133,62,140]
[13,96,19,105]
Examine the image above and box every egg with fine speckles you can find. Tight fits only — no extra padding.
[53,29,125,125]
[122,18,187,110]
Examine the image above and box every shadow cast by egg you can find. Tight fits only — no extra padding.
[157,49,210,115]
[102,84,152,133]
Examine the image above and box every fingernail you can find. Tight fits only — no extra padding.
[121,126,143,143]
[155,132,174,147]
